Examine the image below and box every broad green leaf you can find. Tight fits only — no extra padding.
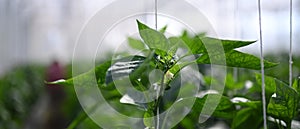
[267,78,299,128]
[255,73,276,100]
[137,20,169,56]
[197,50,278,70]
[48,55,147,90]
[201,37,256,53]
[180,32,204,54]
[231,108,263,129]
[234,101,262,109]
[47,60,112,88]
[192,94,236,119]
[137,20,150,30]
[180,31,256,55]
[127,37,145,50]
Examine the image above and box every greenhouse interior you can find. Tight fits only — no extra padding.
[1,0,300,129]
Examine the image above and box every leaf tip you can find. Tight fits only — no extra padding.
[45,79,66,85]
[264,61,279,69]
[136,19,149,31]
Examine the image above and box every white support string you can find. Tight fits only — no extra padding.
[154,1,159,128]
[289,0,293,87]
[155,0,158,30]
[233,0,239,81]
[257,0,267,128]
[234,0,239,38]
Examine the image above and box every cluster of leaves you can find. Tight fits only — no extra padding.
[177,71,300,129]
[50,20,295,129]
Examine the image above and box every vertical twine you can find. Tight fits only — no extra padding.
[155,1,159,128]
[155,0,158,30]
[258,0,267,128]
[233,0,239,81]
[289,0,293,87]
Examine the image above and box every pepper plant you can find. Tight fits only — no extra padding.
[49,20,300,129]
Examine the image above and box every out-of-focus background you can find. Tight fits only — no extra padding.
[1,0,299,74]
[0,0,299,129]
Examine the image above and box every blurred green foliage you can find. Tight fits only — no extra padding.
[0,65,46,129]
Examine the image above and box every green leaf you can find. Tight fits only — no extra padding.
[105,55,145,85]
[201,37,256,53]
[225,73,244,90]
[192,94,236,119]
[197,50,278,70]
[180,33,204,54]
[159,25,167,33]
[231,108,263,129]
[234,101,262,109]
[292,77,300,94]
[127,37,145,50]
[167,37,181,57]
[46,60,112,88]
[48,55,147,91]
[137,20,169,56]
[255,73,276,99]
[180,31,256,55]
[267,78,299,128]
[293,77,300,111]
[137,20,150,30]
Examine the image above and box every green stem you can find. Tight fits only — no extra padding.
[155,70,167,129]
[275,119,283,129]
[286,121,291,129]
[66,110,87,129]
[177,53,192,62]
[66,103,98,129]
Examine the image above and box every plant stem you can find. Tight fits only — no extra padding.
[66,103,98,129]
[155,70,166,129]
[177,53,192,62]
[287,120,292,129]
[275,119,283,129]
[155,98,160,129]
